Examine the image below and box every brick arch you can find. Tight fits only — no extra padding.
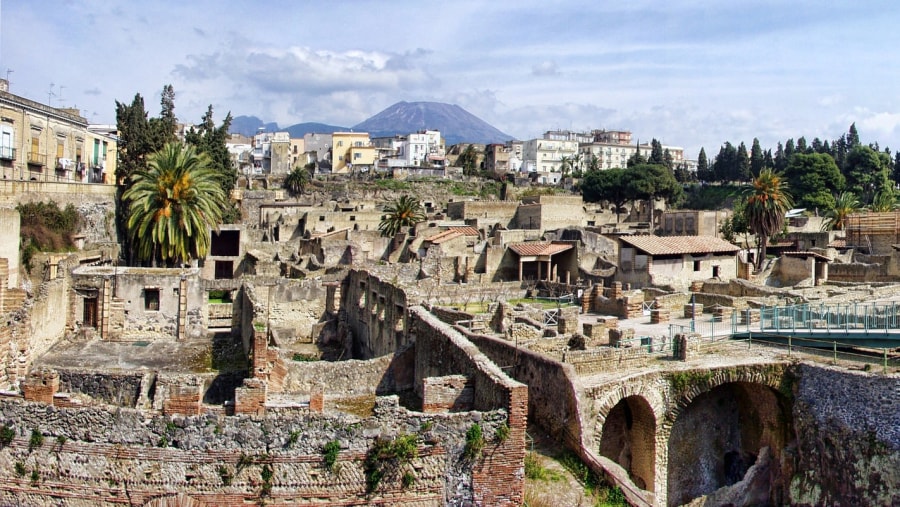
[599,394,658,492]
[144,494,210,507]
[593,379,667,430]
[664,364,793,506]
[663,363,789,426]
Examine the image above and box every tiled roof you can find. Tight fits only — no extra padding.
[829,238,847,248]
[618,235,740,255]
[425,230,465,244]
[783,251,832,261]
[447,226,480,236]
[508,242,573,256]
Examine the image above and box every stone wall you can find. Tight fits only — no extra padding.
[0,396,508,506]
[454,325,584,449]
[790,363,900,505]
[280,354,398,396]
[56,369,144,408]
[0,208,19,289]
[0,179,116,208]
[341,270,410,359]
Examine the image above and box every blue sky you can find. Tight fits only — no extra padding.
[3,0,900,159]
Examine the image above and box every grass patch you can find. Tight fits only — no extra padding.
[292,352,319,362]
[323,440,341,471]
[464,424,484,460]
[558,451,627,506]
[364,434,419,493]
[525,452,563,482]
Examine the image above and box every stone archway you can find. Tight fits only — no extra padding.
[599,394,657,491]
[666,381,792,506]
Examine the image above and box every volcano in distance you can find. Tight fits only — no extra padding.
[230,101,514,145]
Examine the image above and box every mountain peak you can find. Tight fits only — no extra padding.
[352,102,513,145]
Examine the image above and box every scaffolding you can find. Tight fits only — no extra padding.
[844,211,900,253]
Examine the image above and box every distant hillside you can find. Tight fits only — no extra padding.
[230,102,513,145]
[229,116,280,136]
[229,116,347,137]
[353,101,513,145]
[283,122,348,138]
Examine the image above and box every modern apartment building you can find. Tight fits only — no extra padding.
[521,137,578,184]
[249,131,291,175]
[332,132,376,174]
[0,79,117,183]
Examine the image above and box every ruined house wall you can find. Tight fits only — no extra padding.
[0,396,509,506]
[458,327,585,449]
[828,261,893,283]
[410,307,527,506]
[790,363,900,506]
[281,355,394,396]
[0,208,20,289]
[24,276,68,363]
[774,256,815,287]
[341,270,410,360]
[446,200,518,229]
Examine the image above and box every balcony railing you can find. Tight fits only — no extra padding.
[0,147,14,161]
[27,152,47,166]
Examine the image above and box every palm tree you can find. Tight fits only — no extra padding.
[284,164,311,196]
[123,142,227,266]
[869,189,897,212]
[823,192,859,231]
[744,169,793,270]
[379,195,426,237]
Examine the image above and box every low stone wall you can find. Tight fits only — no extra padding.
[56,369,144,408]
[280,354,396,396]
[562,345,656,375]
[828,262,894,283]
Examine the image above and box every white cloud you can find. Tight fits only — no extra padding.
[531,61,559,77]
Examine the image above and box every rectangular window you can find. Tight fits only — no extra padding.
[31,136,40,155]
[93,139,100,165]
[144,289,160,311]
[214,260,234,279]
[693,261,701,272]
[57,140,64,158]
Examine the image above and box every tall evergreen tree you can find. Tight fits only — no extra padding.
[148,85,177,149]
[736,142,751,181]
[773,142,787,172]
[115,94,153,184]
[697,147,710,181]
[648,139,665,165]
[893,151,900,184]
[797,137,809,154]
[713,142,737,182]
[750,138,765,176]
[848,123,861,148]
[185,106,238,223]
[663,149,674,171]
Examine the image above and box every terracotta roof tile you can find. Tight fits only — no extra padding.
[618,235,739,255]
[447,226,480,236]
[508,242,573,256]
[425,230,464,244]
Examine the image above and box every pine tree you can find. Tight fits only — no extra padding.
[185,106,238,223]
[649,139,665,165]
[736,142,751,181]
[750,138,765,176]
[697,148,710,181]
[848,123,861,148]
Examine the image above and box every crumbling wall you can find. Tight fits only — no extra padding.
[341,270,410,359]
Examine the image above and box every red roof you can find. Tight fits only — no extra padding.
[618,235,739,255]
[508,242,573,256]
[447,226,480,236]
[425,230,465,244]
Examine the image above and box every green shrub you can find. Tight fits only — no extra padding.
[401,471,416,488]
[217,465,233,486]
[14,462,25,477]
[524,452,563,482]
[28,429,43,452]
[30,468,39,484]
[0,425,14,447]
[323,439,341,471]
[464,424,484,460]
[495,423,510,443]
[288,430,301,447]
[292,353,318,362]
[364,434,419,493]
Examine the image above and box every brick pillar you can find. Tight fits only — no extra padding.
[610,282,622,299]
[472,384,527,506]
[177,277,188,341]
[101,278,112,340]
[234,378,267,416]
[22,369,59,404]
[252,329,268,376]
[309,384,324,413]
[581,285,592,313]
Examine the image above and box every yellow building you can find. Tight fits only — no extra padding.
[0,79,116,183]
[331,132,375,174]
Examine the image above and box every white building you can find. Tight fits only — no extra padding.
[521,138,578,184]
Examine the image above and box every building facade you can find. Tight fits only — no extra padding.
[0,79,117,184]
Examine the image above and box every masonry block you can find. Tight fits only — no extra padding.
[235,378,268,416]
[609,328,635,347]
[309,384,324,413]
[22,369,59,404]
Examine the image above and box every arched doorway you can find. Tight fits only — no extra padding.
[667,381,792,506]
[599,394,657,491]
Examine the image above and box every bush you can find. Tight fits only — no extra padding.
[323,440,341,471]
[17,201,82,272]
[364,434,419,493]
[28,429,43,452]
[0,425,14,447]
[464,424,484,460]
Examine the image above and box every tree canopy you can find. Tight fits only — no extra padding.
[378,195,426,237]
[783,152,844,212]
[744,169,792,270]
[123,143,227,266]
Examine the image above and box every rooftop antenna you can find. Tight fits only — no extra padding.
[47,82,55,106]
[57,85,66,106]
[4,69,11,86]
